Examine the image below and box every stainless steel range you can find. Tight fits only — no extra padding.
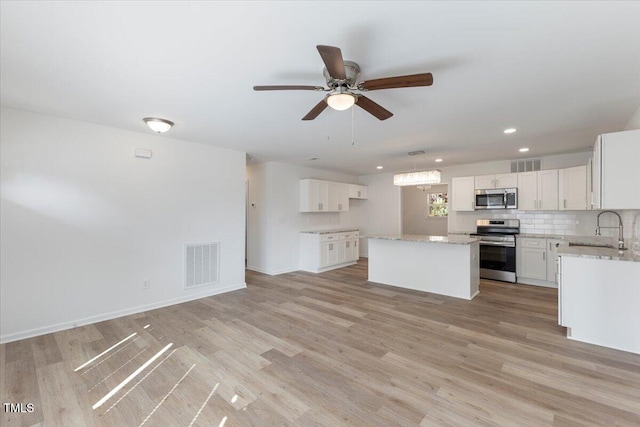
[471,219,520,283]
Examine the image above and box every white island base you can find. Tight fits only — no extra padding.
[367,235,480,300]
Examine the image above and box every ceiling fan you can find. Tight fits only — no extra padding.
[253,45,433,121]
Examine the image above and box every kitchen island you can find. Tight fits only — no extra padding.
[558,242,640,354]
[366,234,480,300]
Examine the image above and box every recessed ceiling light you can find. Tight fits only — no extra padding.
[504,128,517,134]
[519,147,529,152]
[376,166,383,170]
[434,158,443,163]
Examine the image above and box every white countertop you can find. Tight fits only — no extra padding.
[300,228,359,234]
[365,234,479,245]
[557,243,639,263]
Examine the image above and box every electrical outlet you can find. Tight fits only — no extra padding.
[142,280,150,290]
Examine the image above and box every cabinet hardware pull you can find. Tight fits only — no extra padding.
[534,200,537,209]
[543,252,546,261]
[563,199,567,208]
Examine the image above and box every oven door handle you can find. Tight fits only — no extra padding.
[479,241,516,248]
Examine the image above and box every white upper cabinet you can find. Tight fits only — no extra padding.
[300,179,329,212]
[559,165,588,210]
[519,169,559,211]
[517,172,538,211]
[452,176,475,211]
[348,184,368,199]
[475,173,518,189]
[538,169,559,211]
[301,179,362,212]
[593,129,640,210]
[329,182,350,212]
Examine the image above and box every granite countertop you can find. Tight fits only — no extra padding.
[545,235,639,263]
[365,234,480,245]
[300,228,359,234]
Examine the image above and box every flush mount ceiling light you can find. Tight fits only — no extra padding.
[393,170,441,186]
[519,147,530,152]
[504,128,517,134]
[376,165,384,170]
[326,87,356,111]
[435,158,443,163]
[143,117,174,133]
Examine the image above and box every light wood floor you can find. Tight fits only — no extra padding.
[2,259,640,426]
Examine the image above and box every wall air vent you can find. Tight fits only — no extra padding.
[511,158,541,173]
[184,242,219,289]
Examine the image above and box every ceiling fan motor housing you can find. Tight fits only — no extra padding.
[323,60,361,88]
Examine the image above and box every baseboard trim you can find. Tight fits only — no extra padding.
[246,266,298,276]
[0,282,247,344]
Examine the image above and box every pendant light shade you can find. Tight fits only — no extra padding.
[143,117,174,133]
[393,170,441,186]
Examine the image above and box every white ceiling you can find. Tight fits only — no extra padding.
[2,1,639,176]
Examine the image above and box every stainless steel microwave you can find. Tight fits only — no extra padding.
[474,188,518,210]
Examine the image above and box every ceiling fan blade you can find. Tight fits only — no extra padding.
[355,95,393,120]
[302,99,328,121]
[316,45,346,80]
[359,73,433,91]
[253,85,325,91]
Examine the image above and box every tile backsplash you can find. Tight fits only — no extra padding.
[451,209,640,240]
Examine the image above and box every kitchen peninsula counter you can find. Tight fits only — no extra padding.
[366,234,480,300]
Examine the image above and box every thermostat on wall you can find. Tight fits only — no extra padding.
[134,148,152,159]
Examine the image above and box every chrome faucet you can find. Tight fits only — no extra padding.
[596,210,626,250]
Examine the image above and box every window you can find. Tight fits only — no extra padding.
[428,192,448,217]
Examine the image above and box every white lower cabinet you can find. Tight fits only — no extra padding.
[516,236,559,288]
[300,231,359,273]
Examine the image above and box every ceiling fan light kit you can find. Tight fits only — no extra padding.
[327,88,355,111]
[253,45,433,121]
[143,117,174,133]
[393,170,441,186]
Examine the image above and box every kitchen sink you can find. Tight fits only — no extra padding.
[568,242,615,249]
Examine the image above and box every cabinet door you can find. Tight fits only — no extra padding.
[322,242,339,265]
[475,174,495,189]
[348,184,368,199]
[452,176,475,211]
[538,169,559,211]
[300,179,329,212]
[559,166,587,210]
[517,171,538,210]
[495,173,518,188]
[601,130,640,209]
[520,247,547,280]
[546,239,562,283]
[329,182,349,211]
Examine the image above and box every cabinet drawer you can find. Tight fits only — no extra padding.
[320,233,340,242]
[521,238,546,248]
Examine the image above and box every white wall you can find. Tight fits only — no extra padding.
[357,173,402,257]
[0,107,246,343]
[402,184,449,235]
[246,161,360,275]
[625,104,640,130]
